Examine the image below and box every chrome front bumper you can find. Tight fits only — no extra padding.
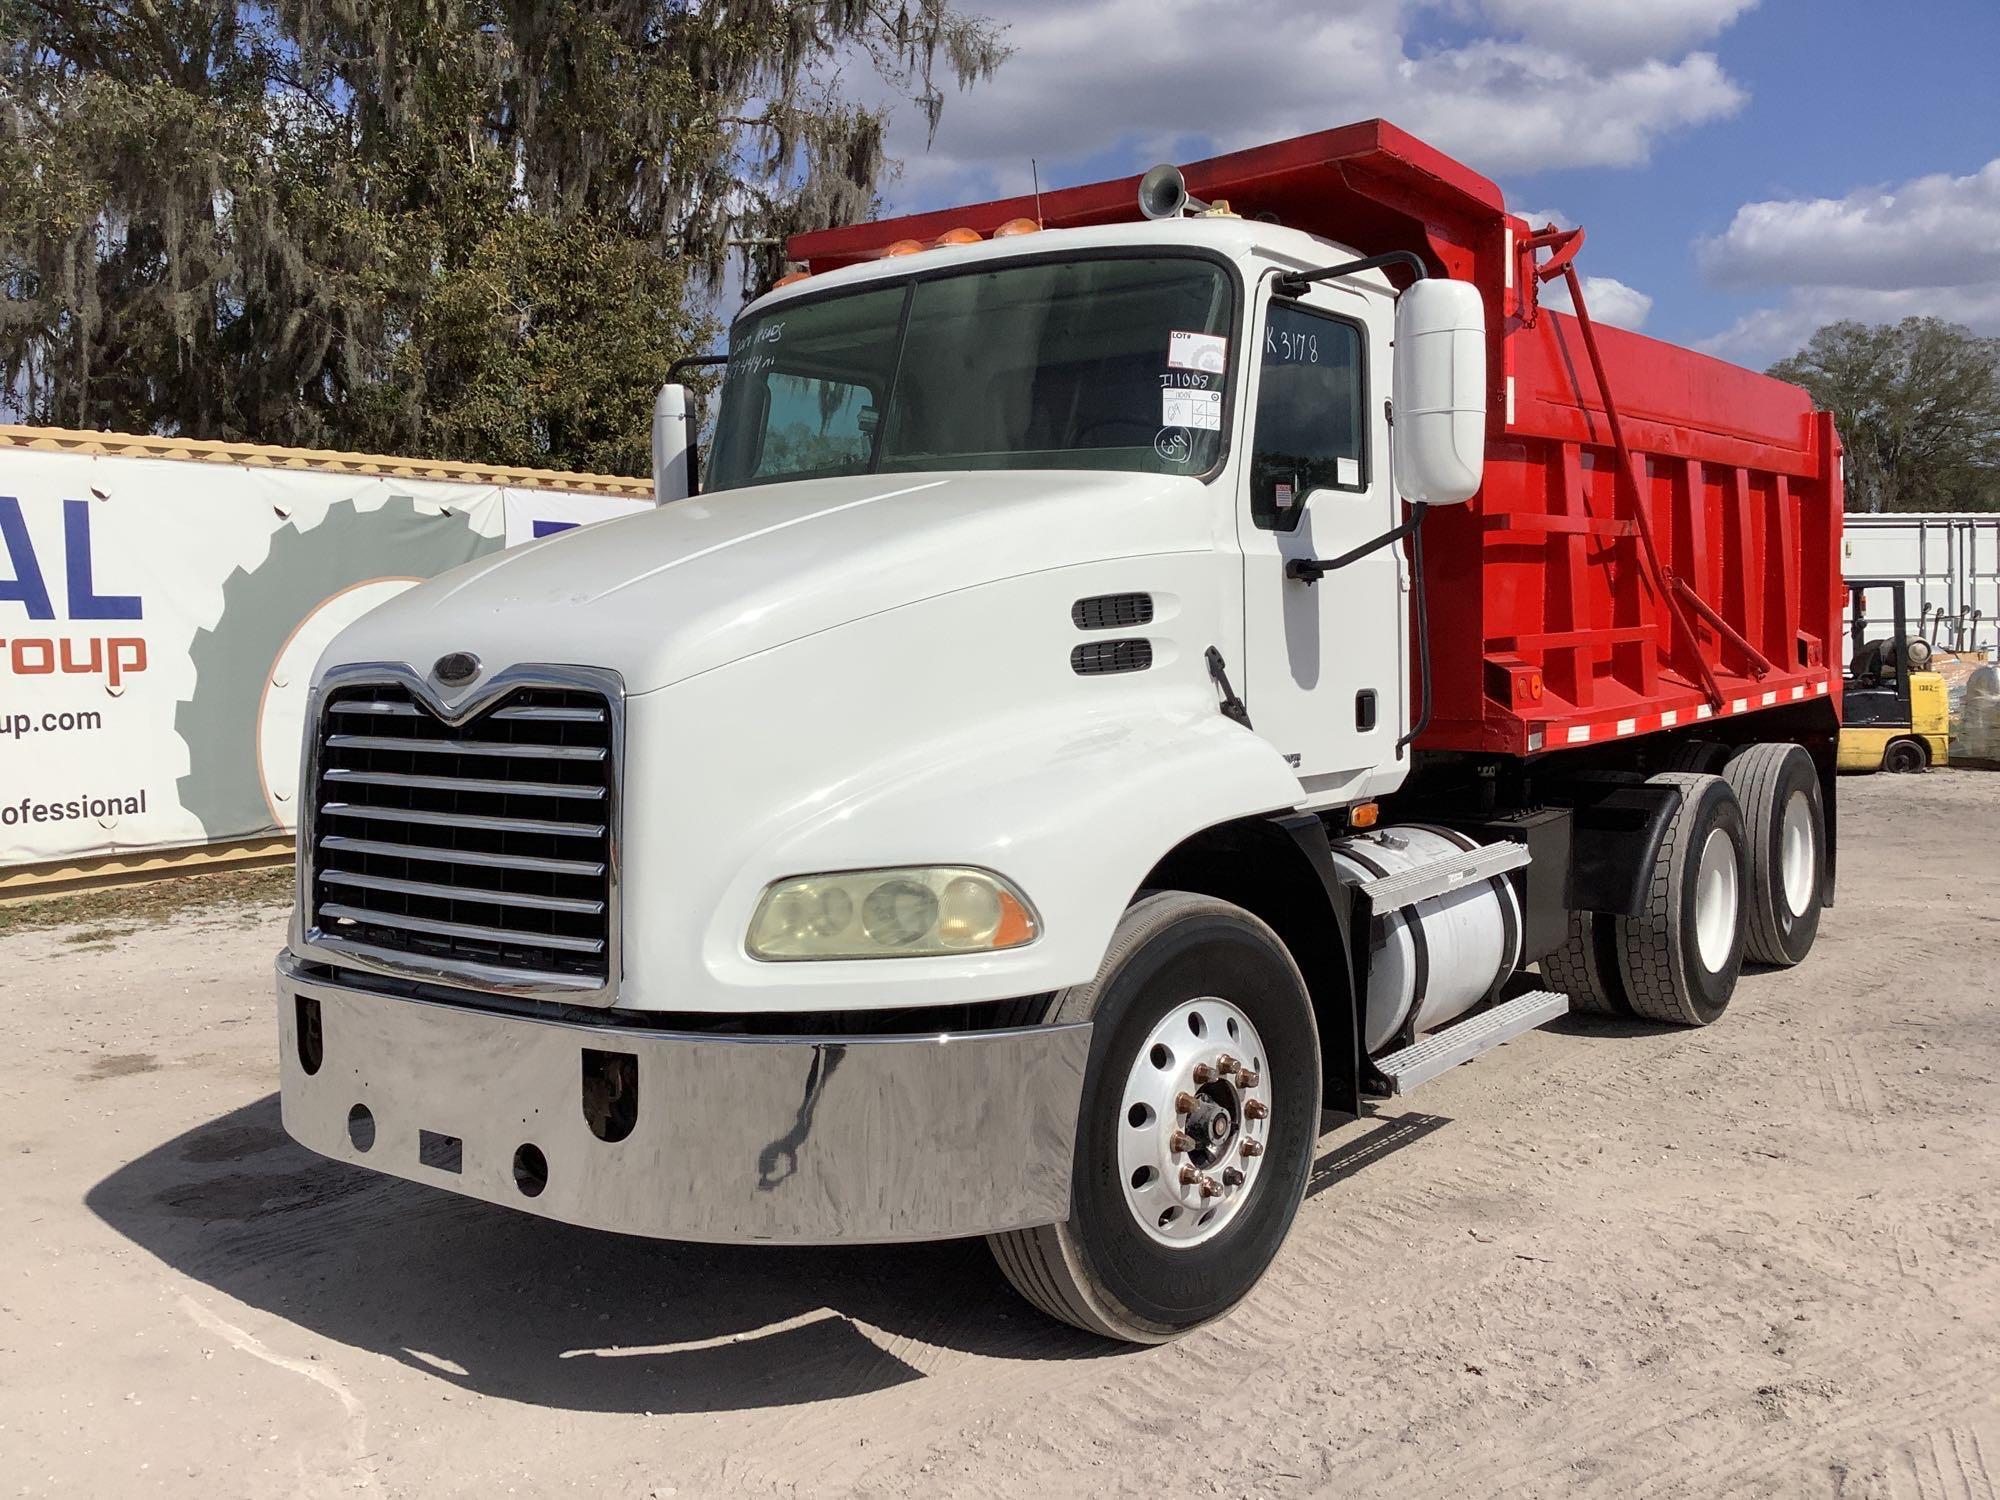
[275,956,1091,1244]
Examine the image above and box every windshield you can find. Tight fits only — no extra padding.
[705,255,1236,491]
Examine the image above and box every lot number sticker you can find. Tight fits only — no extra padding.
[1168,330,1229,373]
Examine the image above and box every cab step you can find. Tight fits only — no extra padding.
[1368,989,1570,1096]
[1357,840,1530,912]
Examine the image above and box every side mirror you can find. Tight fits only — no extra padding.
[652,383,693,503]
[1393,279,1487,505]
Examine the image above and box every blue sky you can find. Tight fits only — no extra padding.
[867,0,2000,367]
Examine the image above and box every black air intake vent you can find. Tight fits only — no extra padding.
[1072,593,1155,631]
[1071,639,1153,676]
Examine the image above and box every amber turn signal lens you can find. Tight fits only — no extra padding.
[992,889,1036,949]
[1350,801,1381,829]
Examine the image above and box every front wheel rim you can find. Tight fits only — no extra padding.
[1694,826,1741,973]
[1117,997,1272,1247]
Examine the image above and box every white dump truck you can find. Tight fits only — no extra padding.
[278,121,1845,1342]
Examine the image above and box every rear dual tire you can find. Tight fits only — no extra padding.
[1722,742,1825,966]
[1613,772,1746,1025]
[1541,770,1749,1025]
[1539,908,1625,1016]
[1540,744,1828,1020]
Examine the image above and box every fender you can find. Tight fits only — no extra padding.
[686,706,1310,1012]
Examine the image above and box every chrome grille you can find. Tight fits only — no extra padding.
[306,677,616,992]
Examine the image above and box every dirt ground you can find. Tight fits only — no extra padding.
[3,772,1997,1499]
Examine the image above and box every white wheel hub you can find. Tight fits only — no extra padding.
[1779,788,1816,918]
[1117,997,1272,1247]
[1694,826,1741,973]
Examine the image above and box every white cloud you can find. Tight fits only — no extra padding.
[1540,273,1654,330]
[880,0,1751,209]
[1697,159,2000,364]
[1506,206,1575,232]
[1372,41,1742,174]
[1700,159,2000,291]
[1700,284,2000,365]
[1479,0,1758,64]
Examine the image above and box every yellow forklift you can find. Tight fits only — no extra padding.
[1840,578,1950,772]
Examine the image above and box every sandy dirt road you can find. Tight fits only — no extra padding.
[2,771,1998,1499]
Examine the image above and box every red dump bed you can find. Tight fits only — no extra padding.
[790,119,1844,757]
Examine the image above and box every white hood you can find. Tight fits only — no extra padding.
[318,469,1211,694]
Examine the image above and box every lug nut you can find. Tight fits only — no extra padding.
[1169,1130,1196,1153]
[1217,1054,1239,1076]
[1191,1063,1217,1085]
[1175,1092,1198,1115]
[1236,1069,1260,1089]
[1223,1167,1246,1187]
[1199,1176,1222,1199]
[1179,1165,1201,1185]
[1240,1138,1264,1158]
[1243,1099,1270,1120]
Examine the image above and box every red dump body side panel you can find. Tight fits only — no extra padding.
[1454,312,1843,755]
[788,120,1845,757]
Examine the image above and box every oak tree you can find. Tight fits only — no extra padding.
[0,0,1006,472]
[1770,318,2000,513]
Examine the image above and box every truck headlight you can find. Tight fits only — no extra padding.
[747,867,1039,960]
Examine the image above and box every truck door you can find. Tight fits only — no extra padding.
[1236,283,1403,798]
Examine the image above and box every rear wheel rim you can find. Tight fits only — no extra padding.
[1694,826,1740,973]
[1117,997,1271,1248]
[1780,788,1816,917]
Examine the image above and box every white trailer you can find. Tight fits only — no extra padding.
[1843,512,2000,659]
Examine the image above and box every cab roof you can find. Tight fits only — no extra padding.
[739,215,1388,324]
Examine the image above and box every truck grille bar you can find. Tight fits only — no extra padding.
[316,835,606,878]
[303,670,620,997]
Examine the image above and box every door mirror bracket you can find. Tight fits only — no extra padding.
[1286,501,1429,585]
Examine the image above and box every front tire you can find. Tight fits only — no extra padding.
[987,892,1320,1343]
[1884,737,1928,773]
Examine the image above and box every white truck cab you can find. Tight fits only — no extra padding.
[279,146,1797,1345]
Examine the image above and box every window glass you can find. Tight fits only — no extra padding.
[706,284,903,490]
[705,257,1235,492]
[754,375,872,479]
[1249,303,1365,530]
[878,258,1232,478]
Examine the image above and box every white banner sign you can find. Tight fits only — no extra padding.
[0,449,649,868]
